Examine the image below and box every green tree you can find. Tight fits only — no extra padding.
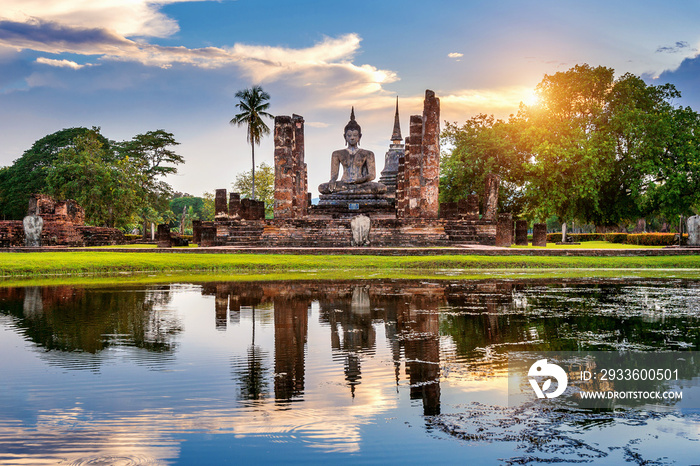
[45,131,141,228]
[119,130,184,236]
[233,162,275,217]
[230,86,273,201]
[0,127,112,219]
[440,114,527,215]
[200,192,215,221]
[516,64,700,227]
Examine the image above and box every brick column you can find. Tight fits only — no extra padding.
[532,223,547,247]
[215,189,228,218]
[466,194,479,220]
[515,220,528,245]
[496,213,513,247]
[274,116,295,218]
[292,114,307,217]
[406,115,423,218]
[483,174,499,222]
[420,90,440,219]
[228,192,241,217]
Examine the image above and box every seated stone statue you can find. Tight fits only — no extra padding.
[318,109,387,195]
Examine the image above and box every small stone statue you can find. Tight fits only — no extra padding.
[318,108,387,195]
[350,214,371,246]
[23,215,43,247]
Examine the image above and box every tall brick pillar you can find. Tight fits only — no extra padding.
[292,114,308,217]
[215,189,228,217]
[483,174,500,222]
[420,90,440,219]
[496,213,513,247]
[406,115,423,217]
[274,116,295,218]
[533,223,547,247]
[274,114,308,219]
[515,220,529,245]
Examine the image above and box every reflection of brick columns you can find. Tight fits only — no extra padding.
[515,220,528,245]
[496,213,513,247]
[215,286,228,330]
[398,294,442,416]
[533,223,547,247]
[274,297,308,401]
[420,90,440,219]
[483,174,499,222]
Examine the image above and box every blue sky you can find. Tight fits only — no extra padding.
[1,0,699,196]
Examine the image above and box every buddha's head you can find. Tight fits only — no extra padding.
[343,107,362,146]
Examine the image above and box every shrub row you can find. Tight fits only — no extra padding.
[545,232,687,246]
[545,233,607,242]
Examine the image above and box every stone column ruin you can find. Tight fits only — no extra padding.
[274,114,308,219]
[532,223,547,247]
[496,213,513,247]
[399,90,440,219]
[515,220,528,246]
[420,90,440,219]
[688,215,700,246]
[483,174,499,222]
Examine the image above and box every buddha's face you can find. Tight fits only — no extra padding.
[345,129,360,146]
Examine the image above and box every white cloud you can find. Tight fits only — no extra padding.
[448,52,463,58]
[36,56,91,69]
[0,0,201,38]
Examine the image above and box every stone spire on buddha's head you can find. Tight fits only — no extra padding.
[343,107,362,142]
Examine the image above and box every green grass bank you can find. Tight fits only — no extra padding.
[1,251,700,285]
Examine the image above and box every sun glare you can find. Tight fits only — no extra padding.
[524,89,540,107]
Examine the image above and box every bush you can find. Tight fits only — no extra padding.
[626,233,687,246]
[605,233,628,243]
[545,233,606,243]
[547,233,562,242]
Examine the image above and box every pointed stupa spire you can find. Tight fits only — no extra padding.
[390,97,402,143]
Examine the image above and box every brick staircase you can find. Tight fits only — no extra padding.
[218,220,265,246]
[444,220,496,245]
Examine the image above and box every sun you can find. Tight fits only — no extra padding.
[524,89,540,107]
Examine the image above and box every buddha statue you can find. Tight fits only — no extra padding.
[318,109,387,195]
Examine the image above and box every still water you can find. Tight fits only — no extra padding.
[1,279,699,465]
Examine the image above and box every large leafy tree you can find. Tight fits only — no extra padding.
[517,64,700,226]
[0,127,112,219]
[45,130,142,228]
[440,114,527,215]
[119,130,184,236]
[232,162,275,217]
[230,86,273,200]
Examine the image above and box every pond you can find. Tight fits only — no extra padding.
[1,279,699,465]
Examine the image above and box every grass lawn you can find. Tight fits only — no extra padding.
[0,251,699,286]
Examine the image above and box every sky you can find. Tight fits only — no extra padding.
[1,0,700,197]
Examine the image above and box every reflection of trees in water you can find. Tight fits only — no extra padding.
[0,285,180,355]
[231,345,270,401]
[507,283,700,351]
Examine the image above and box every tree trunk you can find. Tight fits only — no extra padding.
[251,135,256,200]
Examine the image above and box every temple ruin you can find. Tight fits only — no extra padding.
[200,90,503,247]
[0,194,125,247]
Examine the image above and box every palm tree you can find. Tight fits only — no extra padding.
[230,86,273,200]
